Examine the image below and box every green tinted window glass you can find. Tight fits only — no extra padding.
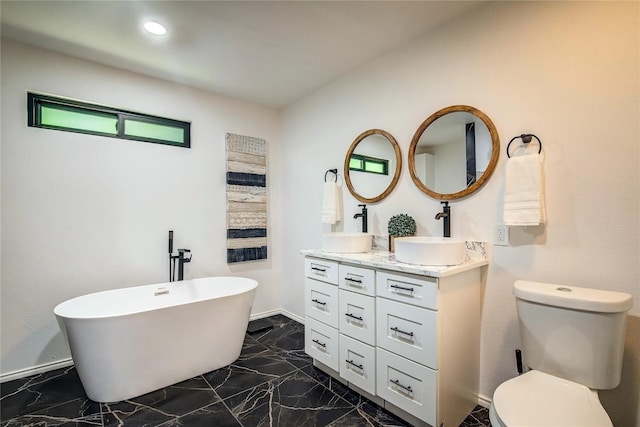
[364,161,385,174]
[124,119,185,144]
[349,157,364,170]
[41,104,118,135]
[28,92,191,148]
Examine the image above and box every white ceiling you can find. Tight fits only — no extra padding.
[1,1,486,108]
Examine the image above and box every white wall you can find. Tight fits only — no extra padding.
[280,2,639,426]
[1,39,282,377]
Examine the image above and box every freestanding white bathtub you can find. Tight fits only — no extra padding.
[54,276,258,403]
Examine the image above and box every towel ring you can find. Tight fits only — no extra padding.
[325,169,338,182]
[507,134,542,158]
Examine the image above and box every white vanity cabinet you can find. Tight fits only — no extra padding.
[303,251,484,427]
[304,258,340,370]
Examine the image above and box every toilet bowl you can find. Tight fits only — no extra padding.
[490,280,633,427]
[489,370,612,427]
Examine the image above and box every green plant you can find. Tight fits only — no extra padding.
[388,214,417,237]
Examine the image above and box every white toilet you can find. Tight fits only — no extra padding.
[490,280,633,427]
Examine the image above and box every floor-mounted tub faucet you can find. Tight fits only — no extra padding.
[435,201,451,238]
[168,230,192,281]
[176,249,192,281]
[354,204,368,233]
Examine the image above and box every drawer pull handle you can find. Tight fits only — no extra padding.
[345,313,363,322]
[312,339,326,348]
[391,326,414,338]
[391,379,413,394]
[390,284,414,293]
[346,359,364,370]
[311,266,327,273]
[311,299,327,306]
[345,277,363,285]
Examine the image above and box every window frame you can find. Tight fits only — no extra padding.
[27,92,191,148]
[348,153,389,175]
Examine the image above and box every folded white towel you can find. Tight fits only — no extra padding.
[504,154,546,226]
[322,182,342,224]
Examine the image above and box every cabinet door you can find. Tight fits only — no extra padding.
[305,278,339,328]
[338,264,375,296]
[376,347,438,426]
[376,297,438,368]
[339,290,376,345]
[376,271,438,310]
[305,258,339,284]
[339,334,376,395]
[305,316,340,371]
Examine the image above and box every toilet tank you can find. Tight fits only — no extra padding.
[514,280,633,390]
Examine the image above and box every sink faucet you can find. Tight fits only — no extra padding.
[435,201,451,238]
[353,204,368,233]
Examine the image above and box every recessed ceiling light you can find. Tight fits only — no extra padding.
[144,21,167,36]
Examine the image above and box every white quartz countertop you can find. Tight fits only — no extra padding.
[301,242,488,278]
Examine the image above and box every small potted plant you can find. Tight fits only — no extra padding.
[387,213,417,252]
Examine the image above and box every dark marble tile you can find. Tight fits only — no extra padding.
[299,364,362,405]
[0,397,102,426]
[203,342,297,400]
[226,369,354,427]
[101,376,219,426]
[158,401,241,427]
[0,366,89,421]
[459,405,491,427]
[329,404,411,427]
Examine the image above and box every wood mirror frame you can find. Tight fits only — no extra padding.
[344,128,402,203]
[408,105,500,200]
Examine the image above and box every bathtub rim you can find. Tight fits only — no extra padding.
[54,276,258,320]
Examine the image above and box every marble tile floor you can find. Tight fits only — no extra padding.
[1,314,491,427]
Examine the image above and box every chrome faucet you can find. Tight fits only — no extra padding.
[353,204,368,233]
[435,201,451,238]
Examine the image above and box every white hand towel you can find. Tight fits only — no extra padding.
[504,154,546,226]
[322,182,342,224]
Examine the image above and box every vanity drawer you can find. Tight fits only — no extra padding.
[338,264,375,296]
[305,278,339,328]
[376,347,437,426]
[305,316,340,371]
[376,297,438,368]
[339,290,376,345]
[339,334,376,395]
[305,257,339,285]
[376,271,438,310]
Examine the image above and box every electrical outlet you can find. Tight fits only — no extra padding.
[494,224,509,246]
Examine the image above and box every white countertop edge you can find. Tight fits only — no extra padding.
[300,248,488,278]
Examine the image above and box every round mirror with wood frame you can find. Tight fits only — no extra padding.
[408,105,500,200]
[344,129,402,203]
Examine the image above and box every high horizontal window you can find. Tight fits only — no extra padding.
[27,92,190,148]
[349,154,389,175]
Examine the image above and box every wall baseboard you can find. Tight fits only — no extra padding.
[477,393,492,408]
[1,358,74,384]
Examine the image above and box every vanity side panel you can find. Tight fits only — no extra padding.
[438,268,482,427]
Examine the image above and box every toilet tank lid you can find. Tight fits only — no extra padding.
[514,280,633,313]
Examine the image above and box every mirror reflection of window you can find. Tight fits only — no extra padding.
[350,133,395,200]
[344,129,402,204]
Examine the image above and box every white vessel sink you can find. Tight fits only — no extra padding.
[322,232,372,253]
[394,236,466,266]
